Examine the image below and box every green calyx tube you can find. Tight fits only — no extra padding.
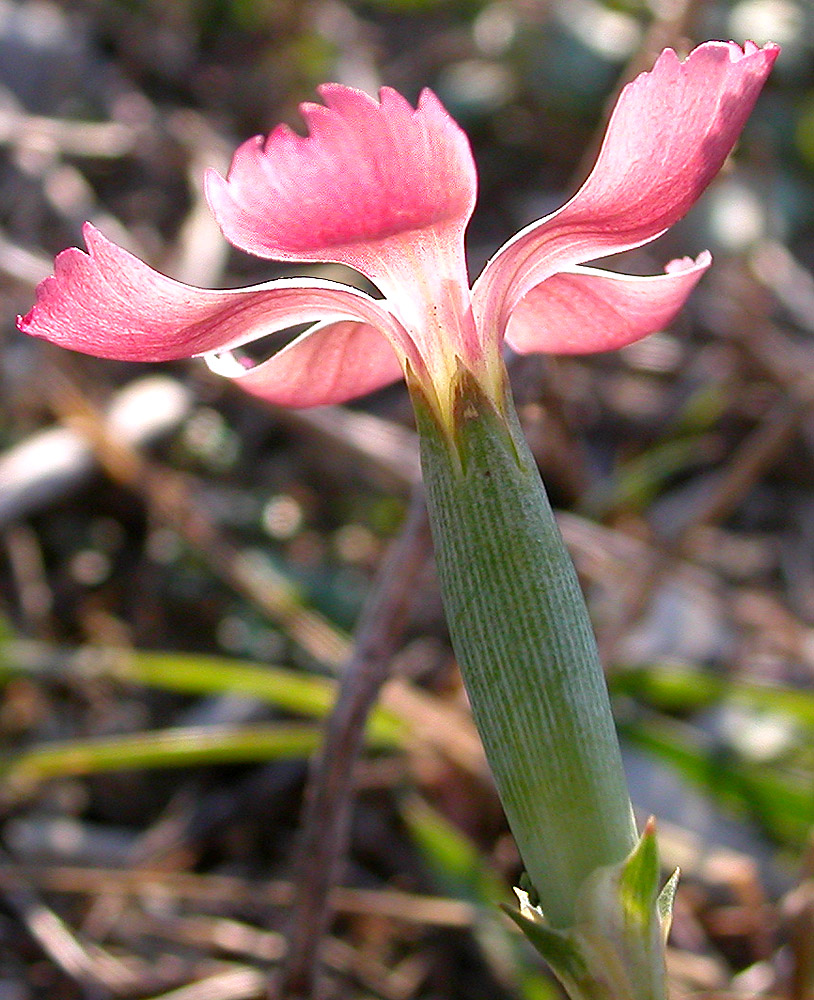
[410,363,673,999]
[411,363,637,927]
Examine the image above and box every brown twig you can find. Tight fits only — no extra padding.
[590,249,807,663]
[0,863,476,928]
[273,488,431,1000]
[0,845,138,997]
[690,395,803,528]
[571,0,699,189]
[41,356,351,668]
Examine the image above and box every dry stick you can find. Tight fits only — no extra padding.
[143,968,266,1000]
[274,488,431,1000]
[42,355,350,669]
[571,0,699,187]
[0,375,194,528]
[0,845,137,998]
[690,396,803,528]
[0,865,458,1000]
[35,357,486,771]
[595,285,811,665]
[0,864,476,928]
[133,913,418,1000]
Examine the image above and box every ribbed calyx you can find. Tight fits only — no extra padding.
[410,364,676,998]
[410,362,637,928]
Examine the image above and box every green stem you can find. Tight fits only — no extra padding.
[411,365,637,930]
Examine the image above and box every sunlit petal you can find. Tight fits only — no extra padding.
[475,41,779,336]
[505,253,710,355]
[205,85,476,279]
[208,319,404,408]
[19,224,409,372]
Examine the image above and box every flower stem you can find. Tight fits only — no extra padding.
[410,364,637,930]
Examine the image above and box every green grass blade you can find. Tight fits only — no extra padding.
[0,640,406,745]
[1,723,329,793]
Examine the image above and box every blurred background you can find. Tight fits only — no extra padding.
[0,1,813,997]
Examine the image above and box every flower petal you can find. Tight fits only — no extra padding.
[18,223,408,365]
[505,253,711,355]
[205,84,476,274]
[206,85,480,388]
[208,319,404,408]
[475,41,779,331]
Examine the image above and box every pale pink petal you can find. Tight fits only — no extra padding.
[206,85,480,382]
[205,84,476,271]
[474,41,779,333]
[209,319,404,408]
[505,253,710,355]
[18,224,409,369]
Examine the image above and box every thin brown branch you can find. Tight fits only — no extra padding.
[0,863,476,929]
[0,846,138,997]
[41,356,351,668]
[690,395,803,527]
[571,0,699,189]
[273,488,431,1000]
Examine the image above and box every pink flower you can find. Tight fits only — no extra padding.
[19,41,778,426]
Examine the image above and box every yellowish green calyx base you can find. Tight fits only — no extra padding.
[406,354,509,452]
[504,821,678,1000]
